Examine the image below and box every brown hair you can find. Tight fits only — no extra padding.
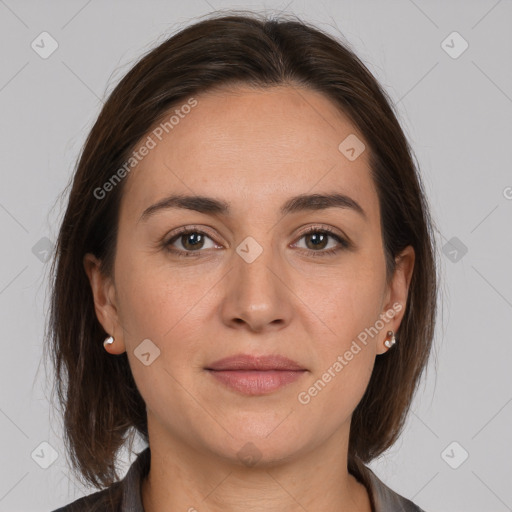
[46,9,439,495]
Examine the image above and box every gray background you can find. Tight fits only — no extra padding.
[0,1,511,511]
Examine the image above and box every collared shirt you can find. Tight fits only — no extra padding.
[52,447,426,512]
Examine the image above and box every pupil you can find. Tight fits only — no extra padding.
[308,232,326,249]
[184,233,203,249]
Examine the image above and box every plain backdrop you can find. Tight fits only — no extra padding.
[0,1,511,511]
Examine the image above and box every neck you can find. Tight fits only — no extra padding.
[140,422,372,512]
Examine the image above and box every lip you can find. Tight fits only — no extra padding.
[206,354,305,371]
[205,354,307,396]
[207,370,306,395]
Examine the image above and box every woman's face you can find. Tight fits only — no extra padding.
[86,85,414,465]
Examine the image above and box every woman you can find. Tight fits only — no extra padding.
[48,11,438,512]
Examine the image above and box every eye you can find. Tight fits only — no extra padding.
[292,225,351,257]
[164,227,219,257]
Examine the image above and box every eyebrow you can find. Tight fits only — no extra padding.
[139,192,367,223]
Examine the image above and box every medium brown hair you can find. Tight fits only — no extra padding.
[46,9,439,494]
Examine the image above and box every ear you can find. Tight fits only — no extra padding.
[83,253,126,354]
[377,245,415,355]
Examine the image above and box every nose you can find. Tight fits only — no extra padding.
[219,241,294,333]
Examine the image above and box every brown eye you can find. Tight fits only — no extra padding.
[165,229,218,257]
[293,226,351,257]
[304,231,330,250]
[179,232,206,251]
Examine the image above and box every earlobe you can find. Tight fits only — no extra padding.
[102,334,125,355]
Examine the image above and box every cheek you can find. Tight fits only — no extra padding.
[293,258,384,410]
[298,258,385,348]
[298,312,377,424]
[113,243,209,341]
[320,350,375,424]
[112,251,209,404]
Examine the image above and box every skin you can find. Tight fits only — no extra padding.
[84,84,414,512]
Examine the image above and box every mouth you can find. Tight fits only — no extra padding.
[206,353,305,372]
[205,354,307,395]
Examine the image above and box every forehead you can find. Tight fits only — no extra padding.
[119,85,379,224]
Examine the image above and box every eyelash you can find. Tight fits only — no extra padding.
[163,225,350,259]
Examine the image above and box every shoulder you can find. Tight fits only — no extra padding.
[50,447,150,512]
[50,481,123,512]
[361,465,428,512]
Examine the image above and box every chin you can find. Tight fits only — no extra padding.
[200,423,312,468]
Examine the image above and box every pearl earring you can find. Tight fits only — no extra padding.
[384,331,396,349]
[103,336,114,349]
